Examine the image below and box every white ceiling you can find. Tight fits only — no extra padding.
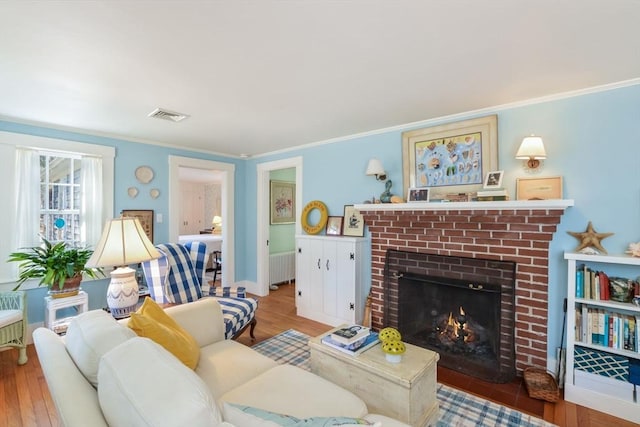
[1,1,639,158]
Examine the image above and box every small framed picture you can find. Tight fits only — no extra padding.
[516,176,563,200]
[325,216,343,236]
[121,209,154,243]
[343,205,365,237]
[407,187,430,202]
[483,170,504,189]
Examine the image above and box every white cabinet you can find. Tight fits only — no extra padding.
[295,235,370,326]
[179,182,205,234]
[564,252,640,424]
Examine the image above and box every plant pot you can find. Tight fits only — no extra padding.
[48,275,82,299]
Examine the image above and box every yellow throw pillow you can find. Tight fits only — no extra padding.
[128,297,200,369]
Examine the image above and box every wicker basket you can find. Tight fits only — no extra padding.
[523,367,560,402]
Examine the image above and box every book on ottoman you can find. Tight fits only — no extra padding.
[322,332,379,356]
[330,325,370,345]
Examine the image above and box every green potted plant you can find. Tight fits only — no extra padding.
[8,238,104,298]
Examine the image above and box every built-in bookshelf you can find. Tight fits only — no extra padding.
[565,252,640,424]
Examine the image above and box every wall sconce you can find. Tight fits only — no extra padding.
[366,158,387,181]
[515,135,546,172]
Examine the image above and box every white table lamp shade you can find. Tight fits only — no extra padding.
[86,217,161,318]
[86,217,160,268]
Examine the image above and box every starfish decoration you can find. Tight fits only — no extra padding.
[567,221,614,254]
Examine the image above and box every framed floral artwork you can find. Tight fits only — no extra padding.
[270,180,295,224]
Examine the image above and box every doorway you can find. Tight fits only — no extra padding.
[256,157,303,297]
[168,155,235,286]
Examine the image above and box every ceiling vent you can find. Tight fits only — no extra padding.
[148,108,190,122]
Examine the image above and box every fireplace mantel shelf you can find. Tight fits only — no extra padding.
[354,199,574,212]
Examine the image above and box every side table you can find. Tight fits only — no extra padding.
[309,328,440,427]
[44,290,89,334]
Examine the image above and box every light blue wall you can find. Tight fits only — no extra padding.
[3,83,640,361]
[247,83,640,361]
[0,120,246,323]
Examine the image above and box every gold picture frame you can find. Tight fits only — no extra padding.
[270,180,295,224]
[402,115,498,199]
[121,209,154,243]
[516,176,563,200]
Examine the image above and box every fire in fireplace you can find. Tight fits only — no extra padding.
[384,250,516,383]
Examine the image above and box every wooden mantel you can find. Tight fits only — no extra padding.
[354,199,574,212]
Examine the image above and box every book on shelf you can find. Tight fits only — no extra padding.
[476,189,508,197]
[330,325,370,345]
[576,265,614,301]
[321,331,380,356]
[577,306,639,352]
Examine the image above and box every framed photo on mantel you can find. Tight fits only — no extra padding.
[343,205,365,237]
[516,176,563,200]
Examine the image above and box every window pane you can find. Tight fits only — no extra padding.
[39,154,82,246]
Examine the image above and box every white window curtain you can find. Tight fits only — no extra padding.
[81,156,103,247]
[14,147,40,249]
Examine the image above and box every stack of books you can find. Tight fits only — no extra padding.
[476,189,508,201]
[321,325,380,356]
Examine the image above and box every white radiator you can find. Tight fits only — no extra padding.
[269,251,296,285]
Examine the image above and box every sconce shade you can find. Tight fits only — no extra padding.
[366,158,387,181]
[366,158,385,176]
[516,136,547,160]
[86,217,161,268]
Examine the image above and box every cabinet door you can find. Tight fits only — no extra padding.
[334,240,357,322]
[308,240,325,314]
[295,238,311,312]
[295,237,324,315]
[322,241,338,318]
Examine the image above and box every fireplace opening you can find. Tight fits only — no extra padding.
[384,250,516,383]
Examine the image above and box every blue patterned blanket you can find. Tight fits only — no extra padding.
[252,329,557,427]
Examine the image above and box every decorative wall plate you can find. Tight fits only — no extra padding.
[150,188,160,199]
[135,166,154,184]
[127,187,139,198]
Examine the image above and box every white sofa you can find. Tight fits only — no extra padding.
[33,298,409,427]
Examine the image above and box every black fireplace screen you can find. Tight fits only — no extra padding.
[383,250,516,383]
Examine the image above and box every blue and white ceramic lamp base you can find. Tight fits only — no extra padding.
[106,267,139,318]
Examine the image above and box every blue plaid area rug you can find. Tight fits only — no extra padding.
[252,329,557,427]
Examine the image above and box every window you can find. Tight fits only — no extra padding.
[0,131,114,286]
[39,152,82,246]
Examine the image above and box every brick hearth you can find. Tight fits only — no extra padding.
[356,201,571,371]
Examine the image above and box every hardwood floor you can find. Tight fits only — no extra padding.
[1,282,637,426]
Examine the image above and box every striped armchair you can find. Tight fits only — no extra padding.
[141,242,257,340]
[0,291,28,365]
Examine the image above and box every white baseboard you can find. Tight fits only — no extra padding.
[235,280,265,296]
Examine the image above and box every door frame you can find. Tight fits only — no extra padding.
[168,155,235,286]
[256,156,303,296]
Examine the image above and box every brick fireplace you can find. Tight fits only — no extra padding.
[356,200,572,371]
